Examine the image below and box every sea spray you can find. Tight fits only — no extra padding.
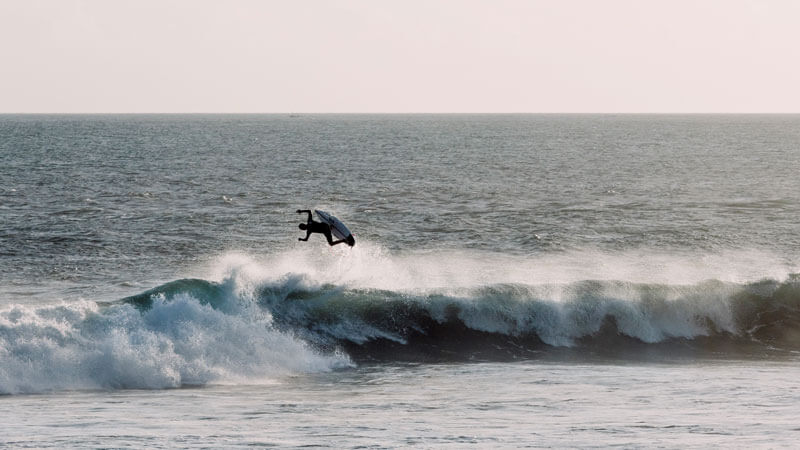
[203,245,798,293]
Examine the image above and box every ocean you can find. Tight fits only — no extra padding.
[1,114,799,447]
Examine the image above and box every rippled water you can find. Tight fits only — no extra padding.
[4,362,800,448]
[2,114,800,447]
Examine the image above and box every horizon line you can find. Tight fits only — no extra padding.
[2,111,800,115]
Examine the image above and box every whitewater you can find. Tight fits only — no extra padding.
[2,114,800,447]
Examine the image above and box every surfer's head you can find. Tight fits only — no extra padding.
[298,223,307,230]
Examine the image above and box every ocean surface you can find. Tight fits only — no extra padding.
[2,114,800,447]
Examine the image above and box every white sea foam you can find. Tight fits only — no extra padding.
[0,296,352,395]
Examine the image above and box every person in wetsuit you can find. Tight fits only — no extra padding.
[296,209,349,246]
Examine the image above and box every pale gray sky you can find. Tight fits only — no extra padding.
[1,0,798,113]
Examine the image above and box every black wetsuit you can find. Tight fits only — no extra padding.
[297,210,347,246]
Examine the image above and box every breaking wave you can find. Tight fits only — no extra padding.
[0,285,351,395]
[2,244,799,394]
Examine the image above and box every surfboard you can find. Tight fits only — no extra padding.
[315,209,355,245]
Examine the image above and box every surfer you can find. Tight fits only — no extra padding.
[296,209,350,246]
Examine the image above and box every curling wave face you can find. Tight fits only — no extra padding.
[129,245,800,359]
[2,244,799,394]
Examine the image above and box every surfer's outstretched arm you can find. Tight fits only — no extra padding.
[298,230,311,241]
[296,209,313,222]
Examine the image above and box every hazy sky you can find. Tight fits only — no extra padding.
[1,0,798,113]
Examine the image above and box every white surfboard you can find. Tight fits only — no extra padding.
[315,209,355,245]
